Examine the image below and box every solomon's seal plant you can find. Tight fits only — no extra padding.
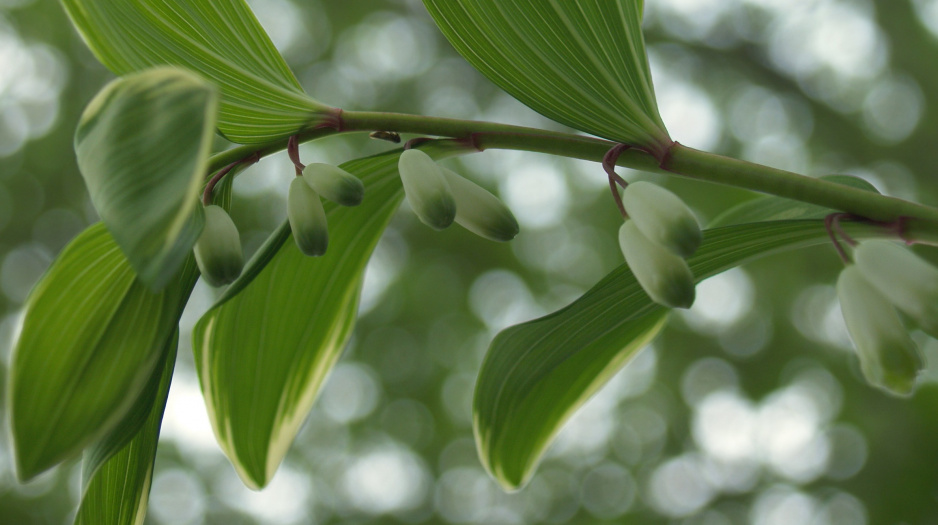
[7,0,938,521]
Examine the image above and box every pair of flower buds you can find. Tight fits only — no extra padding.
[193,164,365,286]
[397,149,519,242]
[837,240,938,396]
[617,181,702,309]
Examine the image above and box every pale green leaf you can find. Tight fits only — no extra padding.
[75,67,216,289]
[62,0,333,144]
[192,151,408,489]
[710,175,879,227]
[8,224,195,481]
[476,219,887,490]
[423,0,670,154]
[75,331,178,525]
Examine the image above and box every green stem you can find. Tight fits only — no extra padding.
[205,110,938,237]
[662,143,938,224]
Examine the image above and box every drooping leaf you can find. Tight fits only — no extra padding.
[476,218,890,491]
[62,0,334,143]
[75,331,178,525]
[192,150,409,489]
[75,67,216,289]
[8,224,196,481]
[423,0,670,154]
[710,174,880,227]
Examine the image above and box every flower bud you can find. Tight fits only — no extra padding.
[440,167,519,242]
[302,163,364,207]
[837,265,923,397]
[398,149,456,230]
[618,221,696,309]
[194,205,243,287]
[854,240,938,339]
[288,177,329,257]
[622,181,701,258]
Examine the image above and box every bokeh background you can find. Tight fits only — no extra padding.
[3,0,938,523]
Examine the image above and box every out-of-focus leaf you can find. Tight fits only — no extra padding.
[74,331,178,525]
[8,224,195,481]
[75,67,216,289]
[710,175,880,227]
[192,150,408,489]
[475,218,889,491]
[423,0,670,154]
[62,0,333,144]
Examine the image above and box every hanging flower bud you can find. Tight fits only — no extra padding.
[398,149,456,230]
[288,177,329,257]
[302,163,364,207]
[440,167,519,242]
[618,221,696,309]
[622,181,701,258]
[194,205,243,287]
[854,240,938,339]
[837,265,923,397]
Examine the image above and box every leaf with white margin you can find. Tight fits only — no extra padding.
[75,67,216,289]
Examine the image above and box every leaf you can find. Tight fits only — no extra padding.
[62,0,333,144]
[75,67,216,289]
[710,174,880,227]
[475,218,886,490]
[75,330,178,525]
[192,151,407,489]
[8,224,195,481]
[423,0,670,154]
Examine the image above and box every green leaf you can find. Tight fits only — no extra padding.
[75,331,177,525]
[8,224,194,481]
[475,219,884,490]
[192,151,407,489]
[62,0,333,144]
[710,174,879,227]
[75,67,216,289]
[423,0,670,154]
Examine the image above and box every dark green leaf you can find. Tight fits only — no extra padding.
[475,218,887,490]
[62,0,333,143]
[75,67,216,289]
[8,224,195,481]
[423,0,670,154]
[75,331,178,525]
[192,151,408,489]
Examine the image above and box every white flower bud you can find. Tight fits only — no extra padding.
[618,220,696,309]
[288,177,329,257]
[194,205,243,287]
[398,149,456,230]
[622,181,701,258]
[302,163,364,207]
[440,167,519,242]
[837,265,923,397]
[854,240,938,339]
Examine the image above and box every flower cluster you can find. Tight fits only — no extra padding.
[617,181,702,309]
[837,240,935,396]
[397,149,519,242]
[193,162,366,287]
[288,163,365,256]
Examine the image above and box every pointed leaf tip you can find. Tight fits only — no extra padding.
[193,151,406,488]
[9,224,189,481]
[424,0,670,153]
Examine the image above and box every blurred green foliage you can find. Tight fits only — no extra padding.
[2,0,938,523]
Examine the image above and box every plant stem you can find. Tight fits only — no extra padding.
[205,110,938,236]
[661,143,938,224]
